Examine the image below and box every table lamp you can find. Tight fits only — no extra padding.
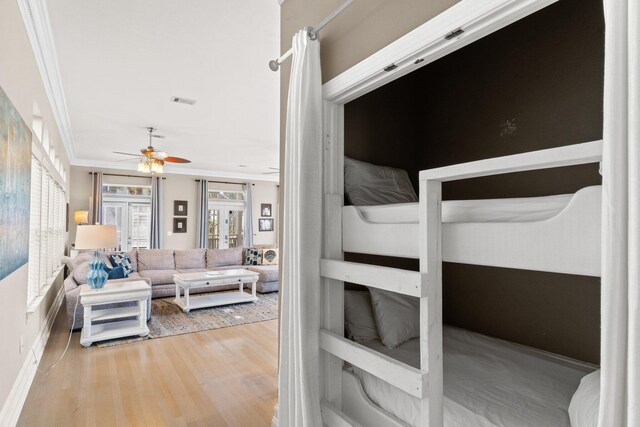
[75,225,118,289]
[73,210,89,225]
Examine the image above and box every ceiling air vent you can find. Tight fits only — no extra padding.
[170,96,197,105]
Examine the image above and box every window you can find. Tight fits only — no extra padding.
[27,155,66,305]
[102,184,152,250]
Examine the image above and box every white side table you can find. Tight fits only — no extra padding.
[79,280,151,347]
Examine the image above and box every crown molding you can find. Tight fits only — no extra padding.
[17,0,76,162]
[71,158,280,183]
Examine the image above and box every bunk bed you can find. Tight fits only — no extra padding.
[309,0,604,426]
[318,140,603,427]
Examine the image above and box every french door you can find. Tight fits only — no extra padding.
[103,201,151,250]
[208,206,244,249]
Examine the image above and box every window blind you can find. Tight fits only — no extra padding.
[27,155,67,305]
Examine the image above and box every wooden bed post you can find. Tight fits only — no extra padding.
[321,100,345,410]
[420,178,444,426]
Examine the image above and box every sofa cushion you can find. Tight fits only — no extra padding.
[246,265,279,283]
[207,247,243,268]
[139,270,179,285]
[127,250,138,271]
[175,249,206,270]
[138,249,175,270]
[177,268,208,274]
[72,262,92,285]
[72,253,112,284]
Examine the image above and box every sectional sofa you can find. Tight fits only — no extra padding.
[64,247,279,330]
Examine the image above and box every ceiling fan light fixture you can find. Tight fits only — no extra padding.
[137,159,151,173]
[150,159,164,174]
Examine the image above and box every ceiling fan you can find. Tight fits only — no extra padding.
[262,167,280,175]
[113,127,191,173]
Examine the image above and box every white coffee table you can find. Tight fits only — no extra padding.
[79,280,151,347]
[173,269,260,312]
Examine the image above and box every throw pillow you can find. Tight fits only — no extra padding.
[244,248,263,265]
[110,252,135,275]
[345,290,379,342]
[262,248,279,265]
[101,264,128,280]
[368,287,420,349]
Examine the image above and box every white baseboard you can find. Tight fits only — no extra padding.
[0,284,65,427]
[271,403,278,427]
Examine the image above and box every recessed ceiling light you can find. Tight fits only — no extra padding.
[170,96,197,105]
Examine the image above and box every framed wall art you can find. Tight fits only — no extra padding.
[174,200,188,216]
[259,218,274,232]
[173,217,187,233]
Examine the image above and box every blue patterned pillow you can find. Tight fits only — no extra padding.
[110,253,135,275]
[102,264,127,279]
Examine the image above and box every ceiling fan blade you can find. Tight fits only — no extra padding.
[115,157,141,163]
[151,134,165,139]
[113,151,142,157]
[262,171,280,175]
[163,156,191,163]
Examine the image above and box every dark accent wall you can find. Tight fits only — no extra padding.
[344,0,604,364]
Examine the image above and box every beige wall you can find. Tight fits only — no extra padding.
[0,0,71,417]
[69,166,279,250]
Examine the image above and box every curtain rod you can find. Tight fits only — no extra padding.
[195,179,248,186]
[88,172,165,179]
[269,0,354,71]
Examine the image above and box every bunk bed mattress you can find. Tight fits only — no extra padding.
[354,193,575,224]
[348,327,595,427]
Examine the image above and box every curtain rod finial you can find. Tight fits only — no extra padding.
[269,60,280,71]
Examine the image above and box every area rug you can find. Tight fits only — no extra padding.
[97,291,278,348]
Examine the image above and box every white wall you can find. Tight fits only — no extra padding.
[0,0,71,422]
[69,166,279,250]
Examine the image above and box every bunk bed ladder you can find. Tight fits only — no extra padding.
[320,257,439,426]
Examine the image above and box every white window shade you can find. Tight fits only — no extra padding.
[27,155,67,306]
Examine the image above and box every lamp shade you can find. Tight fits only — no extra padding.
[73,210,89,224]
[75,225,118,250]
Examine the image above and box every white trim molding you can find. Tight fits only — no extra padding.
[0,283,65,427]
[17,0,76,163]
[72,157,280,183]
[323,0,558,104]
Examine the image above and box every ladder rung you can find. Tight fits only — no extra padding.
[319,329,427,398]
[321,259,424,297]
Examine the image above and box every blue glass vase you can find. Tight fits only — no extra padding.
[86,250,108,289]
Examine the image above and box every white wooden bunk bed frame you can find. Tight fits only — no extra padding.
[315,0,602,426]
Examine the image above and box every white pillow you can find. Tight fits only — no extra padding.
[344,157,418,206]
[344,290,379,342]
[569,369,600,427]
[368,288,420,349]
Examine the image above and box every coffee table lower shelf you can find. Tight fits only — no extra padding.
[174,291,259,313]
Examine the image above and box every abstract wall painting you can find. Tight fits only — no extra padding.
[0,87,32,282]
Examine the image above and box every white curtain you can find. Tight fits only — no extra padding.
[277,29,323,427]
[196,179,208,248]
[89,172,103,224]
[244,183,254,247]
[598,0,640,425]
[150,176,164,249]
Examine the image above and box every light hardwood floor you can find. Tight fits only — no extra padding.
[18,309,278,427]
